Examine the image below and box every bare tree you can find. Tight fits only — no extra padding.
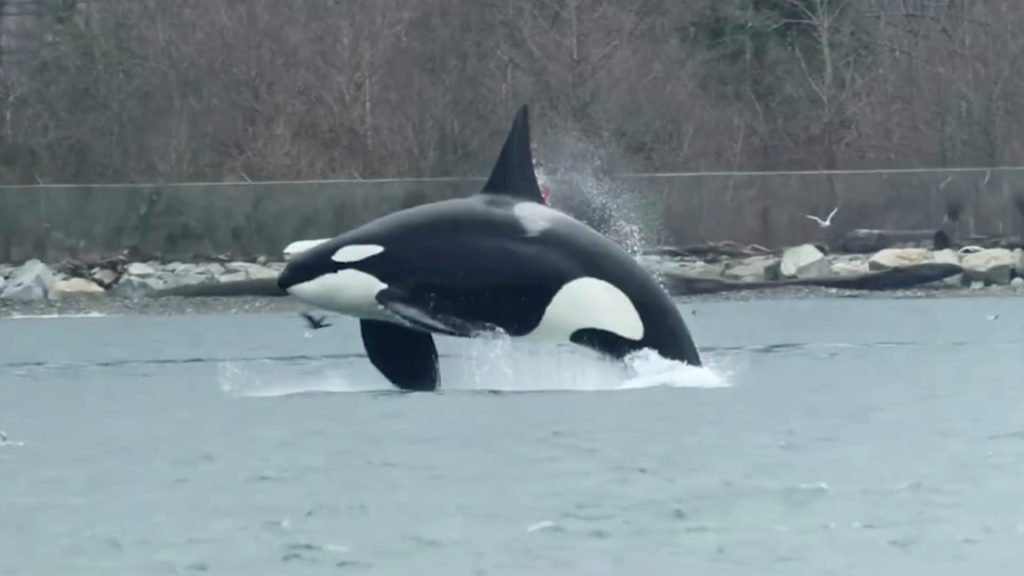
[1,0,1023,185]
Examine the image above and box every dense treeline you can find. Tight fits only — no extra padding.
[0,0,1022,184]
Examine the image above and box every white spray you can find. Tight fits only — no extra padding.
[533,128,654,259]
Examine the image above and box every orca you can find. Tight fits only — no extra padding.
[277,105,701,391]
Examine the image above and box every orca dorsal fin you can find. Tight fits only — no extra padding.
[480,105,546,203]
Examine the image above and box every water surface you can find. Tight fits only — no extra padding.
[1,297,1022,575]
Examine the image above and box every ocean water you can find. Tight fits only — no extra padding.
[1,297,1022,575]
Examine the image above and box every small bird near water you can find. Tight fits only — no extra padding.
[300,311,331,330]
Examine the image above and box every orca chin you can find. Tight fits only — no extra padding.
[278,104,701,392]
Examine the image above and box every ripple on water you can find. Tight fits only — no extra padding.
[3,298,1022,575]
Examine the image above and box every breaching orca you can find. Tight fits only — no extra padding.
[278,105,701,391]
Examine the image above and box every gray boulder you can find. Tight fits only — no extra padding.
[90,268,120,288]
[161,271,211,289]
[961,248,1017,285]
[217,271,249,283]
[722,255,781,282]
[868,248,931,271]
[829,254,869,277]
[931,249,963,286]
[52,277,106,297]
[640,255,725,280]
[0,259,55,301]
[111,276,165,298]
[126,262,158,277]
[162,263,219,284]
[201,263,227,277]
[223,261,278,280]
[779,244,829,279]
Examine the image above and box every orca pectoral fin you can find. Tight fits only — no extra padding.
[360,319,439,392]
[376,289,493,338]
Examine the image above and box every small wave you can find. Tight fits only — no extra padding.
[4,311,111,320]
[0,430,25,448]
[2,352,369,371]
[217,360,384,398]
[526,520,562,533]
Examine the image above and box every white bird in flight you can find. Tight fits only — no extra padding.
[804,206,839,228]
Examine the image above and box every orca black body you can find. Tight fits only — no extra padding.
[278,106,701,391]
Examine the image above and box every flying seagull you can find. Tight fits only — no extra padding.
[804,206,839,228]
[300,311,331,330]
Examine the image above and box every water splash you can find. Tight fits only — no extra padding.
[445,333,731,392]
[218,334,731,397]
[537,129,655,259]
[620,348,732,390]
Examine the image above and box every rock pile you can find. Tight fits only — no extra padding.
[0,258,284,302]
[2,245,1023,302]
[642,244,1024,289]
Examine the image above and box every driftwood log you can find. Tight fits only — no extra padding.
[661,263,964,296]
[155,277,287,298]
[644,241,775,261]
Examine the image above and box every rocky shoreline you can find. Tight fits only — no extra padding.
[643,243,1024,290]
[0,258,286,302]
[1,243,1022,318]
